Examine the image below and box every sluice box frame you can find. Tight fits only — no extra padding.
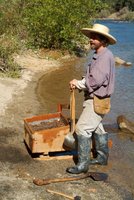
[24,112,70,158]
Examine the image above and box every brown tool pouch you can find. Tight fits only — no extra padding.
[93,95,111,115]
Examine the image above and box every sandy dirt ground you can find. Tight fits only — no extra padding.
[0,51,132,200]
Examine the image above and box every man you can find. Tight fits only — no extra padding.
[66,23,117,174]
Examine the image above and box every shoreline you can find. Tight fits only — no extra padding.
[0,51,134,200]
[0,51,66,116]
[0,50,131,128]
[0,50,75,132]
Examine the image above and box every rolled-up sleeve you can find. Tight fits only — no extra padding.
[76,77,87,90]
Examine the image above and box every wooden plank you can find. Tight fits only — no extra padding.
[33,150,77,161]
[34,154,74,161]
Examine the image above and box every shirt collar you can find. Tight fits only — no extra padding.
[93,47,107,60]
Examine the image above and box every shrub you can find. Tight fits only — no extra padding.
[125,11,134,21]
[0,0,108,76]
[22,0,107,52]
[0,35,21,77]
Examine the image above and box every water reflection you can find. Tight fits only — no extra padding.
[37,57,87,117]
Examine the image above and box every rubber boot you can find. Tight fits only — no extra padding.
[66,134,91,174]
[90,133,109,165]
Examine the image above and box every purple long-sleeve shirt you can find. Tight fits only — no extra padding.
[77,48,115,98]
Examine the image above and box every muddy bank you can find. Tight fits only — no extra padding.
[0,51,134,200]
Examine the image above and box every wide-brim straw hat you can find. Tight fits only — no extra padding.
[81,24,117,45]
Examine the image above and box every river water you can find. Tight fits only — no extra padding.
[37,20,134,199]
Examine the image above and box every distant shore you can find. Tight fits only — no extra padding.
[107,7,134,21]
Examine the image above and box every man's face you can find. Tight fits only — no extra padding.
[89,33,103,51]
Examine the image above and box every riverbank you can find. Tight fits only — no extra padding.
[0,50,134,200]
[107,7,134,21]
[0,50,60,127]
[0,51,79,200]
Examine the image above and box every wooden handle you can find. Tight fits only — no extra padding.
[33,173,88,186]
[70,89,75,132]
[33,172,108,186]
[47,189,74,200]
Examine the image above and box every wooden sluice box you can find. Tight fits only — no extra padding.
[24,112,73,160]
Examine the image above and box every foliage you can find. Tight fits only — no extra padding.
[124,11,134,21]
[22,0,107,52]
[1,0,133,77]
[104,0,134,12]
[0,0,108,77]
[0,34,21,77]
[0,0,26,77]
[114,0,134,11]
[0,0,26,37]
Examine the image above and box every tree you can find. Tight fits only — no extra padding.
[104,0,134,11]
[0,0,108,54]
[22,0,107,51]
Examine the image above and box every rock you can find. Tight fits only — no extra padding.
[123,62,132,67]
[115,57,132,67]
[117,115,134,134]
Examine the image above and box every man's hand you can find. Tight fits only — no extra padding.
[69,79,78,90]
